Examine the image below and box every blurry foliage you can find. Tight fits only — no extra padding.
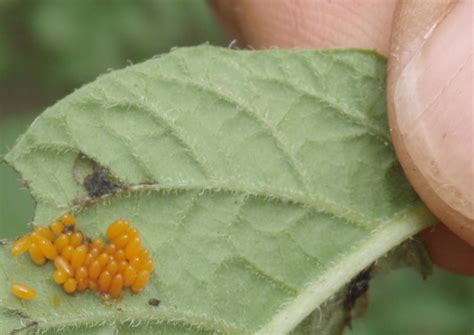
[0,113,35,239]
[0,2,472,334]
[0,30,8,75]
[352,269,474,335]
[0,0,228,91]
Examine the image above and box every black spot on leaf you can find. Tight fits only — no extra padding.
[148,298,160,307]
[84,166,121,198]
[344,265,373,328]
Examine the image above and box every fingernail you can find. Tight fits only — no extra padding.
[394,1,473,220]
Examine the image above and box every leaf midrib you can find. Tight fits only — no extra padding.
[257,205,436,335]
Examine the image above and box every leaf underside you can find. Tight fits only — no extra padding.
[0,46,436,334]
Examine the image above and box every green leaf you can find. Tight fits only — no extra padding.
[1,46,436,334]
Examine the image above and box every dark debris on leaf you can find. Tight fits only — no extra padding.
[343,265,373,328]
[84,166,121,198]
[148,298,160,307]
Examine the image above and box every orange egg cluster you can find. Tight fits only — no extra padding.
[10,214,154,299]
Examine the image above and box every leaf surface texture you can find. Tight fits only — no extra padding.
[1,47,435,334]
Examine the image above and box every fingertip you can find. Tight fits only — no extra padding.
[208,0,244,43]
[388,0,474,245]
[421,224,474,276]
[210,0,396,54]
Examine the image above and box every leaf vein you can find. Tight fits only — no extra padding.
[130,70,312,195]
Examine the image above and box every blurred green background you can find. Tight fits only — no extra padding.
[0,1,472,334]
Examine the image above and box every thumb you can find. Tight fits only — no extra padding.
[388,1,473,245]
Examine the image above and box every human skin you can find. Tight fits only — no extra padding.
[210,0,473,275]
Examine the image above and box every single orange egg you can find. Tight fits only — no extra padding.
[53,270,68,284]
[113,233,130,248]
[98,271,112,293]
[107,220,130,240]
[106,260,118,276]
[37,238,57,260]
[11,236,31,256]
[60,213,76,228]
[11,283,37,300]
[125,237,141,260]
[130,257,141,271]
[89,247,100,258]
[61,245,75,261]
[117,260,128,273]
[114,249,126,262]
[28,243,46,265]
[77,280,88,292]
[88,260,101,280]
[140,259,155,272]
[71,245,87,269]
[123,265,137,287]
[105,243,117,256]
[54,256,74,277]
[63,278,77,294]
[127,228,139,240]
[97,253,110,267]
[69,232,83,248]
[109,274,124,298]
[75,266,88,282]
[84,253,95,267]
[50,220,64,235]
[91,238,105,252]
[54,234,69,253]
[138,249,150,261]
[131,271,150,293]
[88,280,98,291]
[34,226,54,241]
